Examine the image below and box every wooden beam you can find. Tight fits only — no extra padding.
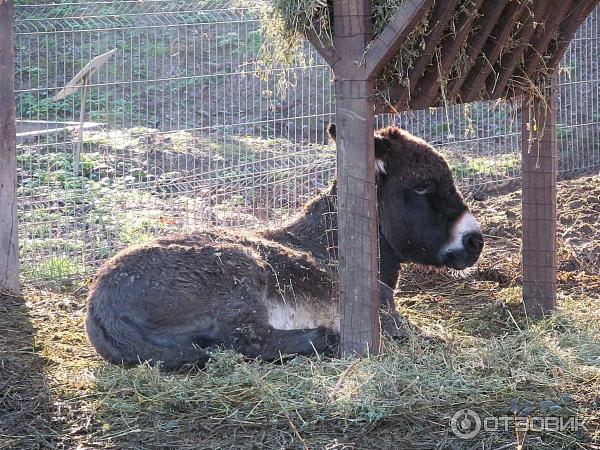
[333,0,380,356]
[392,0,461,110]
[0,0,19,294]
[546,0,598,71]
[461,3,528,103]
[487,1,550,98]
[304,25,335,67]
[410,0,484,110]
[521,76,558,317]
[364,0,433,80]
[521,0,574,79]
[445,0,508,103]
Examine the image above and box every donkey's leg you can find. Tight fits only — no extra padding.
[253,327,339,360]
[380,308,413,341]
[378,234,402,309]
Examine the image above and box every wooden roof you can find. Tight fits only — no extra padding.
[305,0,599,113]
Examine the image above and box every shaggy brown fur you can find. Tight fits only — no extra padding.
[86,126,483,370]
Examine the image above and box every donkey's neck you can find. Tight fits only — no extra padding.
[259,181,403,303]
[258,182,338,260]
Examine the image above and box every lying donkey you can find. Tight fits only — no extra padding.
[86,125,483,370]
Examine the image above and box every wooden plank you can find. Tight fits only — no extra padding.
[374,0,511,112]
[333,0,380,356]
[392,0,461,110]
[521,0,574,79]
[304,25,335,67]
[364,0,433,80]
[461,3,528,103]
[445,0,508,103]
[410,0,485,110]
[521,76,558,316]
[488,1,550,98]
[0,0,20,294]
[546,0,598,70]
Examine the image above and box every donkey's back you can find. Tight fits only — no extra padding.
[86,230,338,370]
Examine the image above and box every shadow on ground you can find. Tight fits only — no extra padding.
[0,291,58,448]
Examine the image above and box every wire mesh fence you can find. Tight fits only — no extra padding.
[13,1,600,282]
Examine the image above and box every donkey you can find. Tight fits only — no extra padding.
[86,125,483,370]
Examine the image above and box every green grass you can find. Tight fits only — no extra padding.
[217,32,240,48]
[16,127,336,281]
[14,5,270,129]
[442,152,520,179]
[167,130,194,153]
[17,147,155,273]
[466,153,520,175]
[114,210,166,245]
[557,125,573,140]
[27,256,82,280]
[16,89,135,124]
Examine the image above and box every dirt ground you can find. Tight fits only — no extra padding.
[477,174,599,283]
[1,174,599,450]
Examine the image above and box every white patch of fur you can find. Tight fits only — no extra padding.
[441,211,481,254]
[375,159,386,175]
[267,299,340,333]
[448,266,475,278]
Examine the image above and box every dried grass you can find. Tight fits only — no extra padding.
[1,176,599,449]
[252,0,555,107]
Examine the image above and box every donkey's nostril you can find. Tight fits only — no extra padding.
[462,232,484,255]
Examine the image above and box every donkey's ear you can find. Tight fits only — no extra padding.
[329,124,389,174]
[374,136,391,175]
[327,123,336,142]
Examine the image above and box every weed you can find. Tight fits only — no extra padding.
[27,256,82,280]
[557,125,573,140]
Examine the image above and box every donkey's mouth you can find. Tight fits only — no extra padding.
[413,263,447,274]
[441,249,481,271]
[413,262,474,279]
[440,211,484,270]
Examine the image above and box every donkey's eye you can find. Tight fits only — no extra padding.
[413,183,433,195]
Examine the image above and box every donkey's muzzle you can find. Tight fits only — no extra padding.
[462,231,484,257]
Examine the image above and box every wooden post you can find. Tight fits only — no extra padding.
[0,0,19,294]
[333,0,380,355]
[521,76,557,316]
[73,74,89,176]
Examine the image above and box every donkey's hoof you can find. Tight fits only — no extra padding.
[381,319,411,342]
[380,310,412,341]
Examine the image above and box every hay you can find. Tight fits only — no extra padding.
[253,0,432,100]
[2,176,600,449]
[253,0,554,107]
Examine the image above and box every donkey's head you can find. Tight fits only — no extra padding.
[328,124,483,270]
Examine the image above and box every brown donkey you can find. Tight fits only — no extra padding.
[86,125,484,370]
